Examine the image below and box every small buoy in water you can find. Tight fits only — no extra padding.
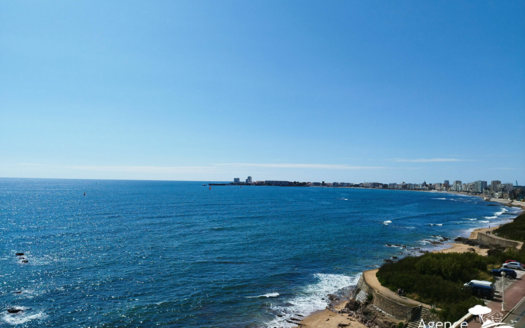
[84,192,86,196]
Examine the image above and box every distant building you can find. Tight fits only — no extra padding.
[444,180,450,188]
[312,182,321,186]
[452,180,462,191]
[504,183,514,192]
[234,178,240,183]
[388,183,398,189]
[473,180,487,193]
[246,176,252,184]
[491,180,502,192]
[333,182,339,187]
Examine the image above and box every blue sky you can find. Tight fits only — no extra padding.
[1,1,524,183]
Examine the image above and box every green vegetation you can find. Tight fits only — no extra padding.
[489,211,525,264]
[494,212,525,243]
[377,253,487,321]
[377,211,525,322]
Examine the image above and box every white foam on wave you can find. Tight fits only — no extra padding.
[247,292,280,299]
[494,208,508,216]
[479,221,489,223]
[383,220,392,225]
[432,198,446,200]
[465,218,477,221]
[485,216,497,219]
[429,223,443,226]
[1,308,47,325]
[265,273,360,328]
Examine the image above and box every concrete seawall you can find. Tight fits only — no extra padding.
[354,271,421,321]
[477,232,522,249]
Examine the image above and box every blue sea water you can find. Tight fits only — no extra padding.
[0,179,521,327]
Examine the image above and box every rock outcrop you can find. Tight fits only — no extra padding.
[341,299,400,328]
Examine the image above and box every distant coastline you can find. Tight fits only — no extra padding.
[213,181,525,210]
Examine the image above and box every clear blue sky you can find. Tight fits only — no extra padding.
[1,1,524,183]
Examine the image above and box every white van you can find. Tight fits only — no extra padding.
[464,280,495,289]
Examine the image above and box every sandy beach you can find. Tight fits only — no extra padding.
[295,301,368,328]
[434,226,497,256]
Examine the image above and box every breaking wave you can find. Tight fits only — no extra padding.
[1,307,47,325]
[247,292,280,298]
[265,273,360,328]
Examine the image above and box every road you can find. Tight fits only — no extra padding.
[467,269,525,327]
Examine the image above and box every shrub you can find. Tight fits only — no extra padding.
[377,253,493,321]
[439,297,484,322]
[494,212,525,242]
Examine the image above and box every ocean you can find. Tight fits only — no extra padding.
[0,179,521,327]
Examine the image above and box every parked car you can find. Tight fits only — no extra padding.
[463,284,495,300]
[505,259,518,263]
[490,268,517,279]
[502,262,525,270]
[463,280,495,289]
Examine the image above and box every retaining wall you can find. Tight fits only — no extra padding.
[477,232,521,249]
[354,271,421,321]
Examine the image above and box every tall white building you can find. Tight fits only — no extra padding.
[452,180,462,191]
[474,180,487,193]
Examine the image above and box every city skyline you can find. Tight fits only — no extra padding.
[1,1,524,182]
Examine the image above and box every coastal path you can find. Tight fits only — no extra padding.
[364,270,432,308]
